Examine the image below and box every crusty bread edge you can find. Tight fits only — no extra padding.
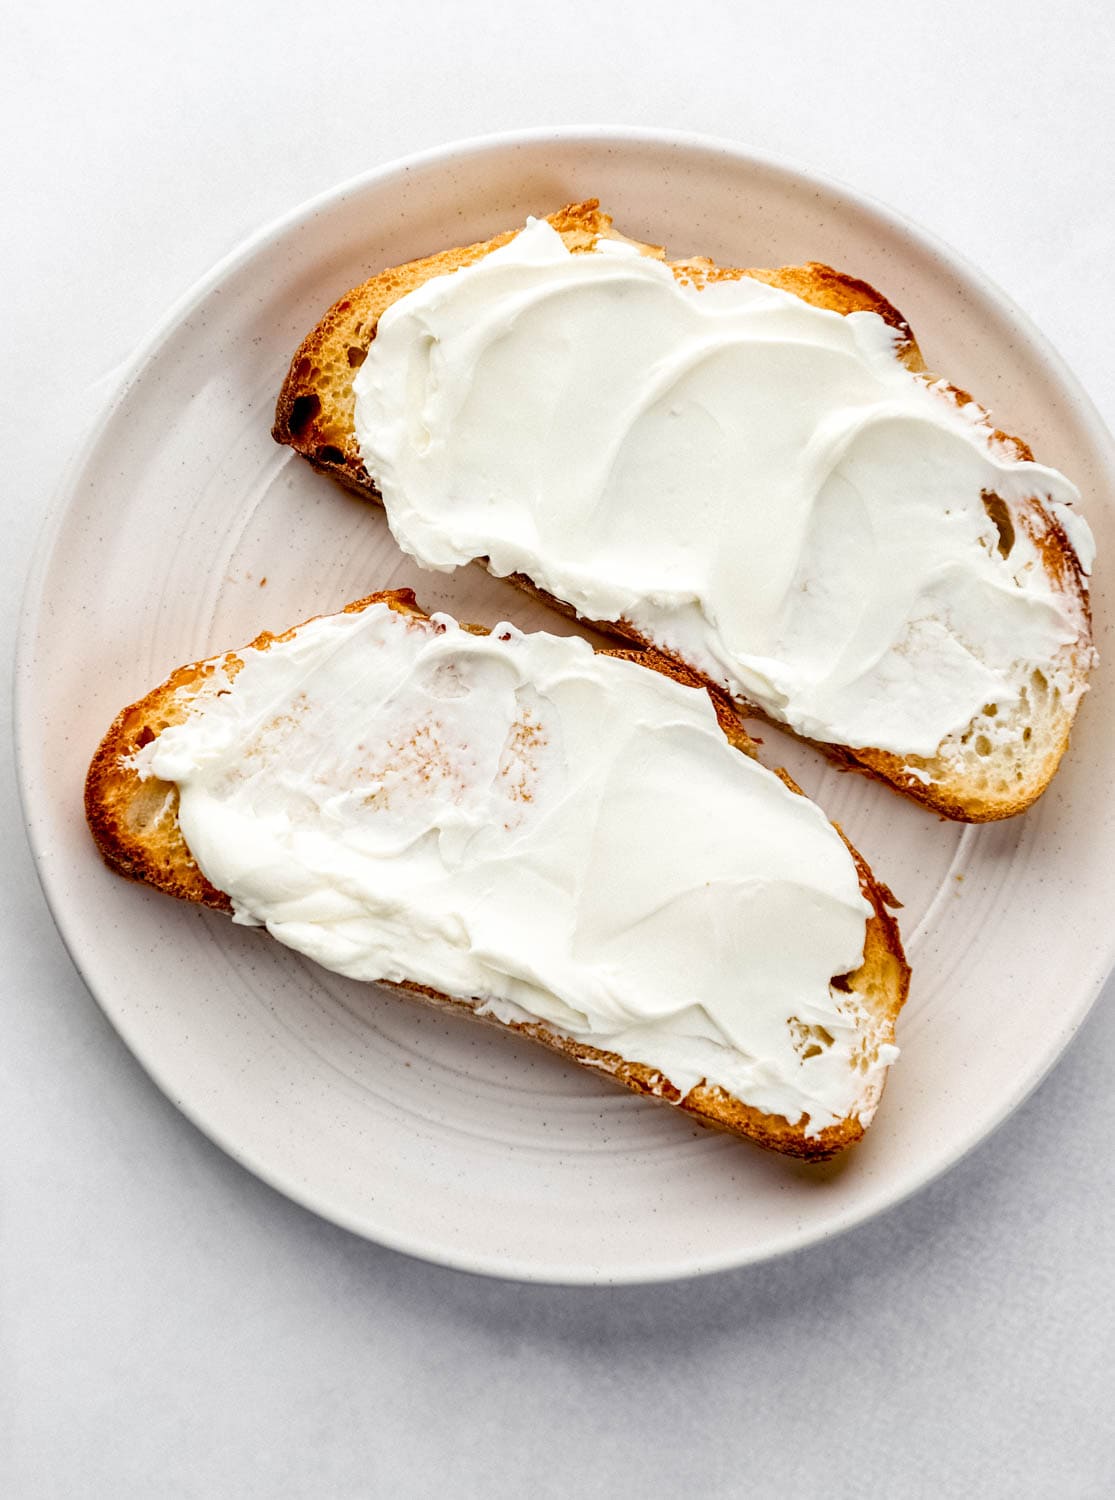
[495,568,1090,825]
[85,588,910,1161]
[273,199,921,472]
[271,199,1093,822]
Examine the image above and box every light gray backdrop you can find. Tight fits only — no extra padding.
[4,3,1113,1495]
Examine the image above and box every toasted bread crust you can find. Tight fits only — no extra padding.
[272,200,1093,822]
[497,565,1089,825]
[85,589,909,1160]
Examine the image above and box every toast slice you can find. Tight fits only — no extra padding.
[273,201,1094,822]
[85,589,909,1160]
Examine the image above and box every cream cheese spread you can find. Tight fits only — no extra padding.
[138,603,890,1136]
[352,217,1094,758]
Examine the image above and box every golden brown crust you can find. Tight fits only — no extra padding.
[271,200,1093,822]
[384,809,907,1161]
[272,202,632,485]
[85,658,234,912]
[272,200,924,488]
[497,563,1089,823]
[85,589,909,1161]
[685,258,923,369]
[84,591,427,910]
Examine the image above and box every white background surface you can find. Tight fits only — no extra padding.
[4,2,1114,1494]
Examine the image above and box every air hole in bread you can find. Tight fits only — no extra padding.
[1031,668,1048,694]
[983,702,999,718]
[346,345,367,368]
[317,445,345,465]
[135,726,155,748]
[288,393,321,438]
[788,1017,836,1062]
[974,734,992,757]
[1023,726,1032,742]
[981,492,1015,559]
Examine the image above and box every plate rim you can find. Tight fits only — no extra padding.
[16,124,1115,1284]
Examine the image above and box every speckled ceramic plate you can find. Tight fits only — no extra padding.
[17,129,1115,1282]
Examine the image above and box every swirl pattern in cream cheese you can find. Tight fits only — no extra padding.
[139,604,888,1136]
[352,218,1094,757]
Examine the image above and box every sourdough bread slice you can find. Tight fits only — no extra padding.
[85,589,908,1160]
[273,202,1094,822]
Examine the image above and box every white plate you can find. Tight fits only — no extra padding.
[17,128,1115,1283]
